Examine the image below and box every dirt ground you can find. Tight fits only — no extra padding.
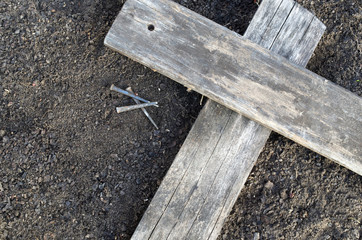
[0,0,361,239]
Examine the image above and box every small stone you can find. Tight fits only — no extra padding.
[301,210,308,218]
[159,83,166,90]
[48,112,54,120]
[2,230,8,238]
[280,189,288,199]
[351,229,359,239]
[0,182,3,192]
[100,170,107,178]
[253,232,260,240]
[264,181,274,190]
[49,139,56,145]
[43,233,56,240]
[120,223,127,232]
[35,208,40,214]
[44,175,51,182]
[104,110,111,119]
[32,80,39,87]
[2,136,9,143]
[15,210,20,217]
[0,130,5,137]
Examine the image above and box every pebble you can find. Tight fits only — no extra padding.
[120,223,127,232]
[14,210,20,217]
[280,189,288,199]
[43,233,56,240]
[44,175,51,182]
[351,229,359,239]
[104,110,111,119]
[35,208,40,214]
[253,232,260,240]
[110,153,119,159]
[264,180,274,190]
[48,112,54,120]
[1,230,8,238]
[85,234,94,239]
[159,83,166,90]
[0,130,5,137]
[2,136,9,143]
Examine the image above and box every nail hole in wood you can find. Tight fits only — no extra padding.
[148,24,155,31]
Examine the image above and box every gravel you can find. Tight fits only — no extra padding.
[0,0,360,239]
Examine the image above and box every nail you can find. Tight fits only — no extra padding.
[116,102,158,113]
[110,84,150,103]
[127,87,159,129]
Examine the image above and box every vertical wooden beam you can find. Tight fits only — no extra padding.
[127,0,326,239]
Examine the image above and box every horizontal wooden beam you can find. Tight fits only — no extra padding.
[105,0,362,175]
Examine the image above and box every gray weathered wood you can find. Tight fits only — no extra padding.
[127,0,327,239]
[105,0,362,175]
[245,0,294,49]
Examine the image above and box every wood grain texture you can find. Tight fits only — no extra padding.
[105,0,362,175]
[127,0,326,239]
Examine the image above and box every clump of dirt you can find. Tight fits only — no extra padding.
[0,0,360,239]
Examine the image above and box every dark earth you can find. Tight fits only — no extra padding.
[0,0,361,239]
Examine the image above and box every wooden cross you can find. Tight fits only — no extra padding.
[105,0,362,239]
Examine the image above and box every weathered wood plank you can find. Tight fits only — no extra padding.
[206,6,327,240]
[245,0,295,49]
[169,113,269,240]
[132,100,234,239]
[105,0,362,175]
[269,4,323,66]
[128,0,326,239]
